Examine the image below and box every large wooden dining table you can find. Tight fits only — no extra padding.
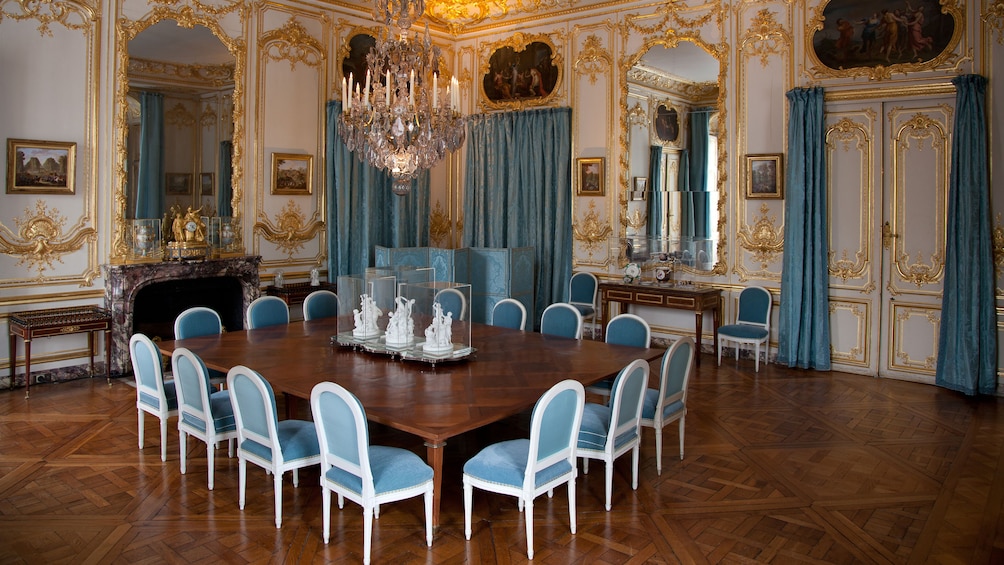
[157,318,663,526]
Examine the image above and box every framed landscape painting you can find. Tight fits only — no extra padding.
[745,154,783,199]
[6,138,76,194]
[271,153,312,195]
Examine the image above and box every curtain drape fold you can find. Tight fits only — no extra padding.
[135,91,164,219]
[647,145,665,238]
[217,140,233,217]
[462,107,572,329]
[325,101,429,279]
[935,74,997,395]
[777,86,831,370]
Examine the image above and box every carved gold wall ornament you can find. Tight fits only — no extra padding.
[619,209,645,231]
[128,57,235,87]
[199,103,218,127]
[572,200,612,255]
[622,1,720,36]
[0,0,94,36]
[477,31,563,111]
[0,201,96,278]
[736,203,783,270]
[625,102,648,127]
[253,200,324,258]
[261,17,324,70]
[627,66,718,103]
[164,102,197,127]
[740,8,789,68]
[148,0,246,17]
[985,0,1004,44]
[429,200,460,248]
[574,34,612,85]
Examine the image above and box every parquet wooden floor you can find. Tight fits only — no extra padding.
[1,355,1002,563]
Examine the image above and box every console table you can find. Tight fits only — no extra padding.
[266,282,337,306]
[8,305,113,397]
[598,282,721,364]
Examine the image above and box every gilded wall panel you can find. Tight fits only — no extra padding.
[828,298,870,367]
[888,302,939,376]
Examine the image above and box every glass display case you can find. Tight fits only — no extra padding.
[128,218,161,261]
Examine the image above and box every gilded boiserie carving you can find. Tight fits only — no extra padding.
[825,117,872,284]
[164,102,197,126]
[253,200,323,257]
[0,0,94,35]
[0,201,96,278]
[994,214,1004,286]
[261,17,324,69]
[574,34,611,85]
[200,103,218,127]
[985,0,1004,44]
[620,208,645,231]
[128,57,235,87]
[736,203,783,271]
[572,200,612,257]
[425,0,573,34]
[428,200,461,248]
[740,8,788,67]
[148,0,245,17]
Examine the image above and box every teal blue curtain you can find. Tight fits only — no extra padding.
[217,140,233,217]
[777,86,831,370]
[462,107,572,329]
[936,75,996,395]
[325,101,429,279]
[647,146,665,238]
[681,108,712,239]
[135,91,164,219]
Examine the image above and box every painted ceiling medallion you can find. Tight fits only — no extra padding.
[0,200,95,277]
[425,0,572,34]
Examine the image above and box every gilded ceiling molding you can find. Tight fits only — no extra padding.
[805,0,964,81]
[425,0,573,34]
[574,34,612,85]
[477,31,564,111]
[627,67,717,102]
[113,7,247,262]
[261,17,324,70]
[740,8,789,68]
[148,0,245,17]
[129,57,235,87]
[164,102,197,126]
[984,0,1004,44]
[253,200,324,258]
[0,0,95,36]
[825,117,872,284]
[0,201,96,279]
[736,203,783,271]
[572,200,612,257]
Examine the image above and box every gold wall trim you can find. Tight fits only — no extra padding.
[253,200,324,258]
[890,302,940,374]
[0,0,95,35]
[735,203,783,273]
[828,298,870,367]
[740,8,789,68]
[260,16,324,69]
[129,56,235,87]
[985,0,1004,45]
[0,201,97,282]
[825,116,872,284]
[0,290,104,308]
[573,200,613,256]
[574,34,612,85]
[824,83,956,102]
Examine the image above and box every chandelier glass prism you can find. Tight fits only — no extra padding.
[338,0,466,196]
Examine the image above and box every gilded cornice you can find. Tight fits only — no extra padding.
[477,31,564,111]
[740,8,788,68]
[148,0,245,18]
[261,17,324,70]
[574,34,612,85]
[0,0,96,36]
[253,200,324,258]
[627,67,717,102]
[0,201,96,281]
[573,200,613,256]
[129,56,235,87]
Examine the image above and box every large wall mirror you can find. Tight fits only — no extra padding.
[621,39,725,275]
[112,15,244,261]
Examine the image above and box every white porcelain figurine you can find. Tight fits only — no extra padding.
[352,293,382,338]
[422,302,454,353]
[310,268,320,286]
[384,295,416,347]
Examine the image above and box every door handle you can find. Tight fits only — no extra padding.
[882,221,898,250]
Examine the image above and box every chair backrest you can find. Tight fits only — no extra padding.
[524,379,585,493]
[736,286,772,329]
[491,298,527,331]
[568,272,597,307]
[605,359,650,450]
[246,296,290,329]
[174,306,222,339]
[172,347,214,432]
[656,337,695,417]
[605,313,651,348]
[227,365,281,461]
[303,290,339,321]
[130,333,170,410]
[310,382,374,497]
[540,302,583,339]
[435,288,467,321]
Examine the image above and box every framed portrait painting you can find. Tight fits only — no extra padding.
[271,153,312,195]
[576,157,604,196]
[6,138,76,194]
[653,103,681,145]
[745,154,783,199]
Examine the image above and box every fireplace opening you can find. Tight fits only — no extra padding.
[133,277,245,341]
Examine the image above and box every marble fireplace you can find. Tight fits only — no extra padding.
[103,256,261,375]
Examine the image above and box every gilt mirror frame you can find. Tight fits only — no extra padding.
[111,9,246,262]
[619,33,728,276]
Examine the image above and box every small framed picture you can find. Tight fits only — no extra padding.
[631,176,648,201]
[745,153,784,199]
[272,152,312,195]
[165,172,192,196]
[653,102,681,145]
[6,138,76,194]
[200,172,214,197]
[576,157,604,196]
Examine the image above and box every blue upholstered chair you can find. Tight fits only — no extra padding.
[717,286,772,372]
[310,381,434,563]
[463,379,585,560]
[586,314,651,401]
[540,302,583,339]
[171,347,237,490]
[303,290,339,321]
[641,337,694,475]
[129,333,178,462]
[246,295,290,329]
[490,298,527,331]
[434,287,467,321]
[227,365,320,528]
[577,358,648,511]
[174,306,222,339]
[568,272,598,333]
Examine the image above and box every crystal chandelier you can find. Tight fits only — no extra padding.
[339,0,466,196]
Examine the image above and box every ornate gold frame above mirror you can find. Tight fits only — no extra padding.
[111,9,246,262]
[619,32,727,276]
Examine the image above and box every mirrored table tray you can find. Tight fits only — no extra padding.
[333,333,475,365]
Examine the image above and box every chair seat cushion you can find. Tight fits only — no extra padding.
[641,388,684,421]
[585,378,613,393]
[325,446,433,495]
[242,419,319,463]
[140,380,178,411]
[208,389,236,432]
[577,403,611,450]
[571,304,595,317]
[718,323,768,340]
[463,439,573,489]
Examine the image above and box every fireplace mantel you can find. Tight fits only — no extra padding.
[103,256,262,375]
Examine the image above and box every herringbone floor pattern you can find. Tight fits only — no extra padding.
[1,356,1002,563]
